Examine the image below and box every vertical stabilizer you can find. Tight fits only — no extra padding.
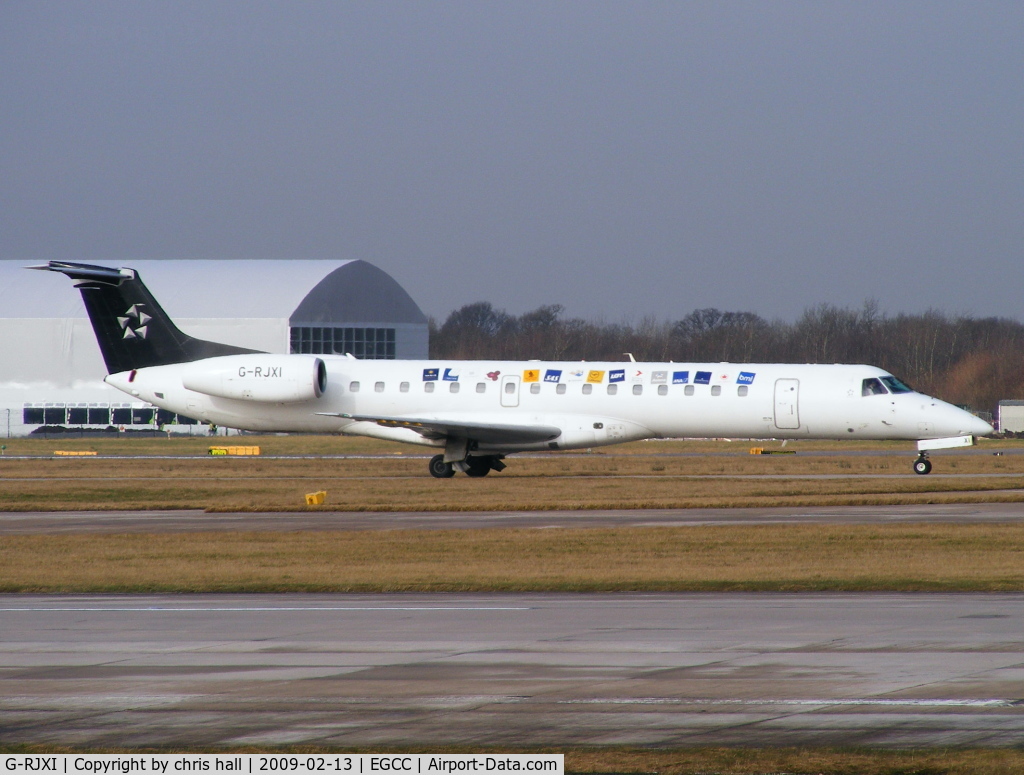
[31,261,261,373]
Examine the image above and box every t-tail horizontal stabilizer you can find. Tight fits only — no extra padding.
[30,261,262,373]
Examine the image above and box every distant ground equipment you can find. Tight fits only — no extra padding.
[998,400,1024,434]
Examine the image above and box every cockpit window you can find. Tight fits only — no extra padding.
[881,376,913,394]
[862,378,888,396]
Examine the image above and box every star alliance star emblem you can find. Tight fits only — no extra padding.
[118,303,151,340]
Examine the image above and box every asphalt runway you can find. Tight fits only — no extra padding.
[3,501,1024,534]
[3,593,1023,748]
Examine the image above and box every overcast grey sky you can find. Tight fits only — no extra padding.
[2,1,1022,322]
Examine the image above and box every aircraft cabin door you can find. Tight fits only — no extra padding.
[500,375,520,408]
[773,378,800,429]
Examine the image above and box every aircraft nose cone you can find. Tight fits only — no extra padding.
[969,413,994,436]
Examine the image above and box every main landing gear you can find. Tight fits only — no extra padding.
[428,454,506,478]
[913,452,932,475]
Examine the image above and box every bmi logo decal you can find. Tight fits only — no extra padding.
[118,304,151,340]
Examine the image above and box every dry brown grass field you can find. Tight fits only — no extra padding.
[3,522,1024,593]
[1,436,1024,512]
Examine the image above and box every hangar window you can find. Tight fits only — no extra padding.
[290,327,396,358]
[582,384,593,395]
[88,407,110,424]
[862,378,888,396]
[684,385,695,396]
[132,408,154,424]
[711,385,721,396]
[44,406,67,424]
[22,407,44,425]
[633,384,643,395]
[530,383,540,394]
[112,408,132,425]
[400,382,409,393]
[68,408,88,424]
[349,381,360,392]
[374,381,385,392]
[476,382,486,393]
[657,385,668,396]
[556,384,567,395]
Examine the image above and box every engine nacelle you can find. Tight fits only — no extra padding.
[182,355,327,403]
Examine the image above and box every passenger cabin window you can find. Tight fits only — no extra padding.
[607,384,618,395]
[657,384,668,396]
[374,381,385,393]
[862,378,888,396]
[711,385,721,396]
[737,385,748,397]
[476,382,486,393]
[530,383,540,394]
[400,382,409,393]
[684,385,695,396]
[881,376,913,394]
[556,384,567,395]
[504,382,516,394]
[632,384,643,395]
[582,384,593,395]
[424,382,435,393]
[349,381,360,392]
[450,382,460,393]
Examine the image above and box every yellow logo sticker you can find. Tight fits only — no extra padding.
[587,370,605,383]
[523,369,540,383]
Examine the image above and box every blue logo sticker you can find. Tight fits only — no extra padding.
[442,368,460,381]
[544,369,562,383]
[737,371,756,385]
[422,368,438,381]
[694,371,712,385]
[609,369,626,383]
[672,371,690,384]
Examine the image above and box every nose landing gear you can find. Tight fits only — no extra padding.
[913,453,932,475]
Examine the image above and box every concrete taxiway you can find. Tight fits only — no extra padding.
[2,501,1024,534]
[2,593,1024,747]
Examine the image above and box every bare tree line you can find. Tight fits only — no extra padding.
[429,301,1024,413]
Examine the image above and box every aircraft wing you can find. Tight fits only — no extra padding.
[317,412,561,444]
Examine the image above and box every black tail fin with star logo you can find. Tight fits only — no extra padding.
[32,261,261,374]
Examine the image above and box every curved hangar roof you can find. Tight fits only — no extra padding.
[290,261,427,326]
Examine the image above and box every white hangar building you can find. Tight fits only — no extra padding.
[0,259,429,437]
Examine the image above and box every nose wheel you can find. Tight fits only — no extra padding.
[913,453,932,475]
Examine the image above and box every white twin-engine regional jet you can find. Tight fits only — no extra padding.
[36,261,993,477]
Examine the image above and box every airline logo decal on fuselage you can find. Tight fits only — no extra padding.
[694,371,712,385]
[672,371,689,384]
[609,369,625,383]
[423,368,439,381]
[737,371,756,385]
[544,369,561,383]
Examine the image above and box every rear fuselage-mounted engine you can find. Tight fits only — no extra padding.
[182,354,327,403]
